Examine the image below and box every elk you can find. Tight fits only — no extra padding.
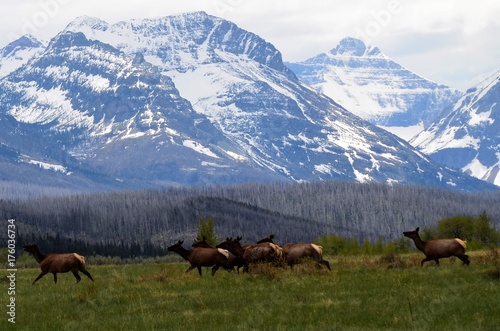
[257,234,275,244]
[241,241,282,272]
[282,243,331,270]
[192,236,213,248]
[403,227,470,266]
[216,236,247,272]
[167,240,231,276]
[23,243,94,284]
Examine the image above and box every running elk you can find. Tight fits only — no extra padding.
[403,227,470,266]
[241,241,282,272]
[167,240,231,276]
[216,236,247,272]
[282,243,331,270]
[23,243,94,284]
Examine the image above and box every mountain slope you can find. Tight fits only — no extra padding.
[0,12,495,191]
[286,37,461,139]
[411,71,500,186]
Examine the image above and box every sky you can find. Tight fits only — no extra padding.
[0,0,499,90]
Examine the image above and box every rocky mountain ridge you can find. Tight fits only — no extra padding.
[0,12,495,192]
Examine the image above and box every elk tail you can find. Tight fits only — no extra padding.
[311,244,323,256]
[455,239,467,249]
[73,253,86,268]
[217,248,230,259]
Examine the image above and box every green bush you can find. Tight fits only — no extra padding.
[429,211,500,249]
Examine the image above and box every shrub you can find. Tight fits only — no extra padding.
[435,211,500,248]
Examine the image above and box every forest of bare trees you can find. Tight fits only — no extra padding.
[1,181,499,258]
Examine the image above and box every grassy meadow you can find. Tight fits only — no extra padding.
[2,250,500,331]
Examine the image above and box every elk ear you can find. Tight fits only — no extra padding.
[178,240,184,245]
[416,227,420,232]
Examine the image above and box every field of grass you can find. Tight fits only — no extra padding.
[2,250,499,330]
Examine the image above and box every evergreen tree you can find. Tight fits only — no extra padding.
[194,217,219,247]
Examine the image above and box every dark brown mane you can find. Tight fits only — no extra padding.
[256,234,275,244]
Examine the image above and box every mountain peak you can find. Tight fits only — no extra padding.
[66,16,109,32]
[1,35,44,57]
[329,37,381,57]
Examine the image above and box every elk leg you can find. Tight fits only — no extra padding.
[458,254,470,265]
[81,270,94,281]
[185,265,195,274]
[197,267,202,276]
[420,257,434,266]
[53,272,58,283]
[72,270,82,283]
[211,265,220,276]
[321,260,331,271]
[32,271,48,285]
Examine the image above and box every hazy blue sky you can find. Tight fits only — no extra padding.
[1,0,498,90]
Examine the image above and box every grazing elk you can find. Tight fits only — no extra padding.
[282,243,331,270]
[403,227,470,266]
[167,240,231,276]
[23,243,94,284]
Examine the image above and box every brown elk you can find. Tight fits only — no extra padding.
[167,240,231,276]
[192,236,212,248]
[257,234,275,244]
[241,241,282,272]
[403,227,470,266]
[23,243,94,284]
[282,243,331,270]
[216,236,247,272]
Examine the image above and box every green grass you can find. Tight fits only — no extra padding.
[2,251,499,330]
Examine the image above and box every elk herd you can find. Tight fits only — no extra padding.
[168,234,331,276]
[23,227,471,283]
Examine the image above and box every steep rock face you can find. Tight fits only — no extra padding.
[0,12,494,191]
[412,72,500,186]
[287,37,461,138]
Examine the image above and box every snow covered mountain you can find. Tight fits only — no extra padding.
[0,35,45,78]
[0,12,494,191]
[411,71,500,186]
[286,37,461,140]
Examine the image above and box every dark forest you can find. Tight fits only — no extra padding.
[2,181,499,258]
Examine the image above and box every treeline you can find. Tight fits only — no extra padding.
[1,181,499,258]
[20,232,168,259]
